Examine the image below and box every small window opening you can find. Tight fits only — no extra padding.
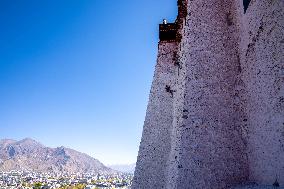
[243,0,251,13]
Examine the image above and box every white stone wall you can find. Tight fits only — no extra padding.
[164,1,249,188]
[133,0,284,188]
[238,0,284,185]
[165,18,189,189]
[132,42,177,188]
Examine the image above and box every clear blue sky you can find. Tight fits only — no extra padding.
[0,0,177,165]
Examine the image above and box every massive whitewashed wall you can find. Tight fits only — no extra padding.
[166,0,249,188]
[133,0,284,188]
[132,41,177,188]
[238,0,284,185]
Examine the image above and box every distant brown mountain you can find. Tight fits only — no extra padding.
[0,138,116,174]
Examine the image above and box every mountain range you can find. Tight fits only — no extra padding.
[0,138,116,174]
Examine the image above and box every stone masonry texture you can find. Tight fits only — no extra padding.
[132,41,178,188]
[132,0,284,189]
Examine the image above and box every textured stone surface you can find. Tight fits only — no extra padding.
[132,41,177,188]
[238,0,284,185]
[133,0,284,188]
[166,1,249,188]
[232,184,284,189]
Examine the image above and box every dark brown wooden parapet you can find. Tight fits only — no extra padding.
[159,23,178,42]
[159,0,187,42]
